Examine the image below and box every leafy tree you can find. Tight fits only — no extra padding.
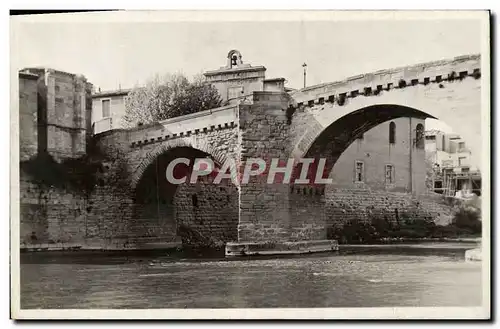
[122,73,222,128]
[425,153,439,190]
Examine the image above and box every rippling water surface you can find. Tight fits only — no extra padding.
[20,244,482,309]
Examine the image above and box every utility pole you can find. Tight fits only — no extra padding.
[302,63,307,88]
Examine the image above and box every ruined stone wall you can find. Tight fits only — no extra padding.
[19,73,38,161]
[20,68,93,162]
[47,72,91,160]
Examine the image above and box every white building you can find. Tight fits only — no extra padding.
[425,129,481,196]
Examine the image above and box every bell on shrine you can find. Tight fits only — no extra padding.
[227,49,243,68]
[231,55,238,66]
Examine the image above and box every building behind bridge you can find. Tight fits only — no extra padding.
[425,129,481,196]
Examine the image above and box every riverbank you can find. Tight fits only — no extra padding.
[19,236,480,253]
[19,239,482,265]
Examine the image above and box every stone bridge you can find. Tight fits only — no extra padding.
[88,54,483,252]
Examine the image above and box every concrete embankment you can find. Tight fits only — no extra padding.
[465,248,482,262]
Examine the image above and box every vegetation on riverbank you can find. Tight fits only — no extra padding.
[328,203,482,244]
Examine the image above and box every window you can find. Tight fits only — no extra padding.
[458,142,465,150]
[389,121,396,144]
[458,157,467,166]
[461,167,470,173]
[227,86,243,100]
[102,99,110,118]
[385,164,395,184]
[355,161,364,182]
[415,123,424,149]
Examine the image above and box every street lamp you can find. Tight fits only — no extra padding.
[302,63,307,88]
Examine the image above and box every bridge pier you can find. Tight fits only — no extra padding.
[231,91,339,256]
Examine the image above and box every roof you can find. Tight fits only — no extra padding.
[204,65,267,76]
[92,89,132,98]
[21,67,85,79]
[19,72,39,80]
[425,129,445,136]
[264,78,286,83]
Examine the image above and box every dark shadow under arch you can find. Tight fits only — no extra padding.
[132,146,238,247]
[306,104,432,158]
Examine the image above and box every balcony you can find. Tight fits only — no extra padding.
[93,117,112,134]
[433,170,481,181]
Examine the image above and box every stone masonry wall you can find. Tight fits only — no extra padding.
[288,186,327,241]
[20,175,87,246]
[19,163,136,249]
[21,68,93,162]
[324,188,456,234]
[19,73,38,161]
[47,72,91,160]
[174,180,239,246]
[238,92,301,242]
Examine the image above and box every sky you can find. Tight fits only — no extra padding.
[11,12,482,134]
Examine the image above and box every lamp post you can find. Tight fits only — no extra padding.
[302,63,307,88]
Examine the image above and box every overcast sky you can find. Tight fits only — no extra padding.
[11,11,483,135]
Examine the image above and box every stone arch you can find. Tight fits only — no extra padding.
[290,104,433,185]
[130,139,239,248]
[289,56,482,169]
[303,104,430,156]
[130,137,228,189]
[286,102,473,242]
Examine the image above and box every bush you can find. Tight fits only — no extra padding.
[329,206,481,244]
[452,206,481,234]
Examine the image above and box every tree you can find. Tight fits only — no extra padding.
[122,73,222,128]
[425,153,438,191]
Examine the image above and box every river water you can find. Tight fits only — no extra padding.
[20,243,482,309]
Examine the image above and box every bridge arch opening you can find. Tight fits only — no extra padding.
[290,103,481,243]
[292,105,432,189]
[132,146,238,248]
[302,104,432,161]
[293,103,479,197]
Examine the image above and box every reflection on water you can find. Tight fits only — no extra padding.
[20,245,482,309]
